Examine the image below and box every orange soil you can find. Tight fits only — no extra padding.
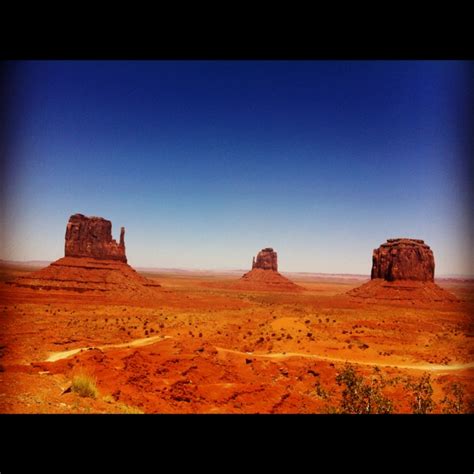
[347,278,459,302]
[0,265,472,414]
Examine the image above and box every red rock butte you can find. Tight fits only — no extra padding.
[371,238,434,282]
[349,238,457,302]
[252,247,278,271]
[232,248,302,292]
[65,214,127,263]
[8,213,161,296]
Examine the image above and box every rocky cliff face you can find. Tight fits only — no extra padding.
[371,238,434,282]
[65,214,127,263]
[252,248,278,272]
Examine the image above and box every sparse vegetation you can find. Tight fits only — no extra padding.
[120,404,144,414]
[440,382,465,414]
[405,373,435,414]
[328,366,470,414]
[102,394,115,404]
[71,373,99,399]
[335,364,393,414]
[315,381,330,400]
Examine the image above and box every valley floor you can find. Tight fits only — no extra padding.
[0,267,472,414]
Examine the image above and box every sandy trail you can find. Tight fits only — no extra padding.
[44,334,473,373]
[216,347,474,372]
[45,335,170,362]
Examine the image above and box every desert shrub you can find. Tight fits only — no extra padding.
[102,394,115,404]
[315,381,330,400]
[335,364,393,414]
[322,405,339,414]
[120,404,144,414]
[405,373,435,414]
[71,373,98,399]
[440,382,466,414]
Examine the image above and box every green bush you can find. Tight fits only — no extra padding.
[405,373,435,414]
[335,364,393,414]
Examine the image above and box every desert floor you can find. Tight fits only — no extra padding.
[0,264,472,414]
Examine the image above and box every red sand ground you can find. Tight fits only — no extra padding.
[0,264,472,414]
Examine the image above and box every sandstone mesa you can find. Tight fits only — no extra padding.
[349,238,457,302]
[371,238,434,282]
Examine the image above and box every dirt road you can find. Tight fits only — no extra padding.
[45,335,170,362]
[44,334,473,373]
[216,347,474,372]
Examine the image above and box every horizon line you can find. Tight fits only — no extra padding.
[1,258,473,280]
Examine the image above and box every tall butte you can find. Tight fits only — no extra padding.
[65,214,127,262]
[232,247,302,291]
[348,238,457,302]
[9,213,161,296]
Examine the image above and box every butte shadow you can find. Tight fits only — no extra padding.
[6,213,162,297]
[347,238,458,302]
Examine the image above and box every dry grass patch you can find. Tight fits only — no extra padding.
[71,373,98,399]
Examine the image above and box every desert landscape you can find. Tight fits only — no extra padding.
[0,214,472,414]
[1,60,471,415]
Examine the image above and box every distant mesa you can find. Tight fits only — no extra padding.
[8,213,161,296]
[349,238,458,302]
[232,247,303,292]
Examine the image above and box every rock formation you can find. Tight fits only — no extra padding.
[349,238,457,302]
[371,238,434,282]
[252,248,278,271]
[65,214,127,263]
[233,247,302,292]
[9,213,160,296]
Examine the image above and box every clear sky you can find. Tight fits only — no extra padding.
[1,60,472,275]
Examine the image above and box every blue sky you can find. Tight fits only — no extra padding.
[2,60,472,275]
